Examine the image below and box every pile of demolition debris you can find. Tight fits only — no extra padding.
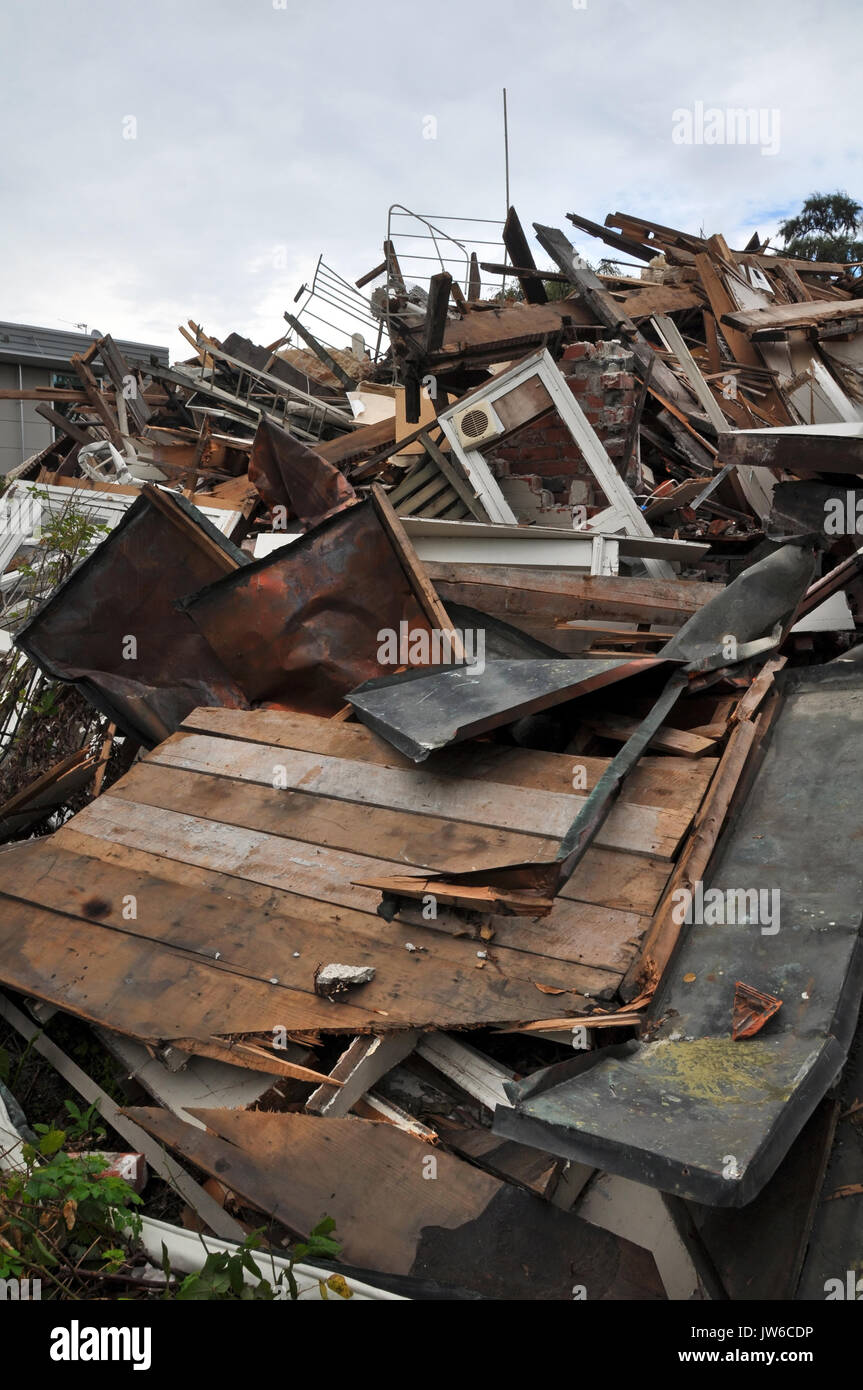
[0,202,862,1300]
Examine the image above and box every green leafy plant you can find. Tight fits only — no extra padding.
[62,1098,107,1145]
[0,1127,142,1296]
[159,1218,347,1301]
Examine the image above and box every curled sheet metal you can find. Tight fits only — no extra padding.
[248,417,356,526]
[179,498,438,716]
[658,541,815,666]
[16,491,249,747]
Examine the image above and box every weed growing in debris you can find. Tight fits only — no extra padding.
[0,1129,143,1297]
[159,1217,347,1301]
[62,1098,107,1146]
[0,1120,345,1300]
[0,491,115,819]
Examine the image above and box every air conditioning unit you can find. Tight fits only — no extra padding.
[452,400,503,449]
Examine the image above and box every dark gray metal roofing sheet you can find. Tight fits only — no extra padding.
[495,663,863,1207]
[0,320,168,370]
[347,657,663,762]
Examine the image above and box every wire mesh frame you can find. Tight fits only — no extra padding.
[386,206,506,299]
[292,257,388,364]
[382,208,508,382]
[287,210,507,370]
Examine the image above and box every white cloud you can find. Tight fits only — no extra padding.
[0,0,859,360]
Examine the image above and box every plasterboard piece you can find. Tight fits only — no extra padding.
[416,1033,515,1113]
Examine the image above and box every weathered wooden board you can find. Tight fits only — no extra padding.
[423,563,720,626]
[0,836,614,1034]
[126,1107,665,1299]
[180,707,717,809]
[144,732,692,859]
[60,799,642,979]
[0,702,718,1048]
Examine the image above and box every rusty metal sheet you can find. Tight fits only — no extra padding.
[180,497,437,715]
[16,491,250,747]
[248,416,356,524]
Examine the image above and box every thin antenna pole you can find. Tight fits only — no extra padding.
[502,87,510,214]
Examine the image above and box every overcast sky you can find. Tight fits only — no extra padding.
[1,0,859,360]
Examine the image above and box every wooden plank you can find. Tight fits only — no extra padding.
[3,831,615,1028]
[0,748,99,830]
[718,425,863,478]
[306,1033,419,1117]
[621,715,760,999]
[353,1092,438,1142]
[355,259,387,289]
[126,1106,666,1298]
[140,483,241,572]
[722,296,863,335]
[108,757,562,868]
[613,284,703,319]
[104,758,670,919]
[651,315,729,434]
[731,657,786,724]
[416,1033,514,1111]
[145,732,692,858]
[693,254,792,426]
[315,417,395,467]
[423,272,452,354]
[56,805,629,982]
[430,1111,559,1196]
[98,334,152,432]
[467,252,481,301]
[371,485,465,661]
[0,888,362,1038]
[423,563,720,625]
[437,298,592,357]
[481,260,569,283]
[772,259,814,304]
[565,210,655,263]
[694,253,767,370]
[581,714,716,758]
[503,206,548,304]
[64,795,649,980]
[178,707,715,810]
[96,1027,279,1126]
[70,352,123,446]
[33,403,95,446]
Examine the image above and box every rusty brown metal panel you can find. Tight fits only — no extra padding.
[248,416,356,525]
[16,491,250,747]
[180,498,436,715]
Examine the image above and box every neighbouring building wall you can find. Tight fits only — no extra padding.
[0,364,54,475]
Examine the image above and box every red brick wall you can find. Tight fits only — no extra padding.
[486,340,636,507]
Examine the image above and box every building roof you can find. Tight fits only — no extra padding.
[0,320,169,371]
